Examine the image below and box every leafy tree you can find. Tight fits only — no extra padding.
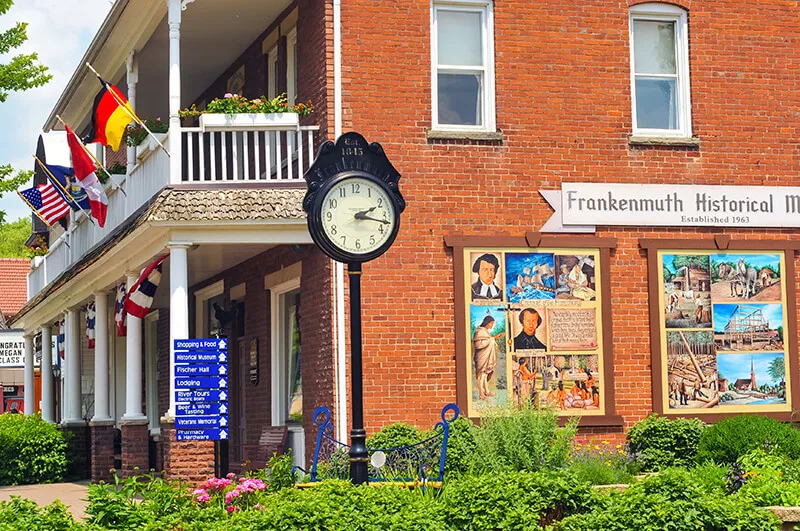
[672,254,709,273]
[768,356,785,385]
[663,265,673,284]
[0,0,52,223]
[0,217,33,258]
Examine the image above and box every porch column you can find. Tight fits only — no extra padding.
[123,272,145,420]
[64,308,82,423]
[168,0,182,185]
[92,291,111,421]
[23,335,34,415]
[167,242,190,418]
[41,325,54,422]
[126,51,138,213]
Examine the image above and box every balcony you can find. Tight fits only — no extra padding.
[28,123,318,298]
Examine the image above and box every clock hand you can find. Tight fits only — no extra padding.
[359,215,390,225]
[353,207,378,220]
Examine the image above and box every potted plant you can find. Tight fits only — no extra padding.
[179,93,314,132]
[124,117,169,161]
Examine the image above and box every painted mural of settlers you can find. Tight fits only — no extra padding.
[716,352,786,406]
[663,254,711,329]
[554,255,596,301]
[470,252,503,302]
[470,306,507,406]
[512,356,539,406]
[666,331,719,409]
[513,307,547,351]
[713,303,784,352]
[505,253,556,302]
[710,253,781,303]
[538,354,601,411]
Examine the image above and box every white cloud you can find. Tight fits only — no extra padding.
[0,0,112,222]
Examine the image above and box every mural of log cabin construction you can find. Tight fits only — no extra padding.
[662,254,712,329]
[666,331,719,409]
[713,303,784,351]
[717,353,787,406]
[710,253,782,303]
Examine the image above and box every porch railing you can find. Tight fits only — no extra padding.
[27,124,319,299]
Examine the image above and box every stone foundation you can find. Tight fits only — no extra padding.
[89,420,116,483]
[120,420,149,477]
[161,421,215,485]
[60,423,90,481]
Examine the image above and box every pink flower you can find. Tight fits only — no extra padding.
[226,472,236,480]
[195,494,210,503]
[225,488,242,504]
[227,505,235,514]
[224,93,234,98]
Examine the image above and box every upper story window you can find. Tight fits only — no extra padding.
[431,0,495,132]
[629,3,691,138]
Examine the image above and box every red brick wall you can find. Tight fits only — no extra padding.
[334,0,800,435]
[188,245,334,463]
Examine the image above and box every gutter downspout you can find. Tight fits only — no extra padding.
[333,0,347,443]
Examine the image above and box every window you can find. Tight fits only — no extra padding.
[431,0,495,131]
[629,3,691,137]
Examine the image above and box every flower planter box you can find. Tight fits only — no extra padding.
[135,132,167,163]
[200,112,300,132]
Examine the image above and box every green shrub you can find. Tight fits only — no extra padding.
[0,413,67,485]
[441,416,478,476]
[626,414,705,471]
[732,448,800,507]
[265,453,294,492]
[0,497,78,531]
[471,405,577,474]
[697,415,800,465]
[552,468,781,531]
[441,470,592,530]
[693,460,728,495]
[366,422,422,449]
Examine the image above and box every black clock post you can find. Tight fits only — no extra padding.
[303,132,405,485]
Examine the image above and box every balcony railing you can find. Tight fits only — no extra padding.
[27,124,319,298]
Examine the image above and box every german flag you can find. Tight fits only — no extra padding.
[87,77,136,152]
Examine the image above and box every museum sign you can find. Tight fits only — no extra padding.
[542,183,800,230]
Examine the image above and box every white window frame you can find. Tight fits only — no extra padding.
[430,0,496,132]
[267,45,278,100]
[269,277,301,426]
[629,3,692,138]
[194,280,225,338]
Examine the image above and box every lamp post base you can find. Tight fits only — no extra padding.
[349,428,368,485]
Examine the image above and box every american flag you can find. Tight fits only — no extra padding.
[115,284,127,337]
[86,302,96,349]
[18,183,71,226]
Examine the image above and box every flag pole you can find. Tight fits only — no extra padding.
[84,62,171,158]
[33,155,96,226]
[56,115,128,198]
[16,189,53,227]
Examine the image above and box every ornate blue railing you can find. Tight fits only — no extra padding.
[294,403,459,484]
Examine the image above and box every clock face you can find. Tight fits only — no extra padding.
[319,176,397,257]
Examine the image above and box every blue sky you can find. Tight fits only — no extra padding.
[717,352,784,386]
[713,303,783,333]
[0,1,111,222]
[710,253,781,272]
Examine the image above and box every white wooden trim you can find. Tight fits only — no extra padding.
[431,0,495,133]
[194,279,224,338]
[267,46,278,100]
[629,3,692,138]
[286,27,298,106]
[264,262,303,291]
[269,277,301,426]
[230,283,246,301]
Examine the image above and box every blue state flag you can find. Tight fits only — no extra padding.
[44,163,91,212]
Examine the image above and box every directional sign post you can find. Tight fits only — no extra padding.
[174,338,229,447]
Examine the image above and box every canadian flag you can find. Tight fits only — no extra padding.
[65,124,108,227]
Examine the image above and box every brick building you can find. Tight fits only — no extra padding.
[10,0,800,482]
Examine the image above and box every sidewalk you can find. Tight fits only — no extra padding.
[0,480,90,520]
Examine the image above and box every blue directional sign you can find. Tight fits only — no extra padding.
[174,364,227,377]
[176,429,228,441]
[174,338,229,442]
[175,376,228,389]
[175,351,228,364]
[176,402,228,416]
